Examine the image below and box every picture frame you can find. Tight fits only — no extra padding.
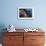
[18,7,34,19]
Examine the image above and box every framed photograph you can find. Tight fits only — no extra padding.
[18,7,34,19]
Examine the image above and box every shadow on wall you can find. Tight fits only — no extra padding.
[0,24,7,43]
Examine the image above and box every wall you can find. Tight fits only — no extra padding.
[0,0,46,30]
